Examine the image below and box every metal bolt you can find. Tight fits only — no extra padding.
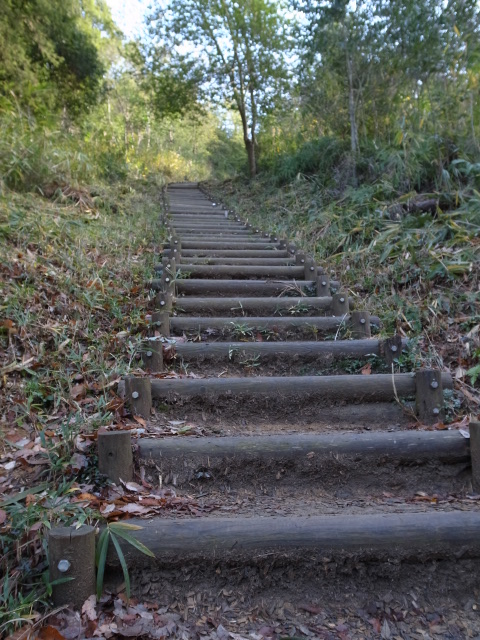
[174,240,178,245]
[165,277,170,283]
[146,351,153,357]
[57,559,71,573]
[340,297,345,303]
[132,391,140,399]
[321,281,327,286]
[431,380,439,389]
[274,237,278,241]
[391,345,398,352]
[255,229,259,233]
[301,258,305,264]
[360,318,366,324]
[433,407,440,415]
[310,266,315,271]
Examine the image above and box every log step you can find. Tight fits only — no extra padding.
[173,279,339,296]
[178,249,290,258]
[109,511,480,563]
[172,296,344,315]
[173,338,401,361]
[179,257,295,265]
[150,372,452,401]
[180,241,276,250]
[177,264,306,279]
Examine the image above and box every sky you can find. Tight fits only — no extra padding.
[106,0,151,37]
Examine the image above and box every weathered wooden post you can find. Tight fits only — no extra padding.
[287,242,297,256]
[98,430,133,483]
[382,335,403,367]
[151,310,170,337]
[350,311,371,339]
[278,237,288,250]
[316,274,330,297]
[49,525,96,608]
[125,376,152,419]
[303,255,317,281]
[469,421,480,492]
[331,293,349,316]
[155,291,172,314]
[142,338,163,373]
[416,369,444,424]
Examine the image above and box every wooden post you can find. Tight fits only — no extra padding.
[350,311,371,338]
[287,242,296,255]
[416,369,444,424]
[331,292,349,316]
[295,252,305,266]
[49,525,96,608]
[270,233,278,243]
[125,376,152,419]
[278,237,288,249]
[316,274,330,297]
[98,430,133,483]
[142,339,163,372]
[151,310,170,337]
[383,335,403,367]
[304,255,317,281]
[155,291,172,313]
[470,421,480,492]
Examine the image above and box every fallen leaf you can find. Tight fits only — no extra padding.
[70,383,86,400]
[37,626,66,640]
[81,594,97,621]
[361,363,372,375]
[0,509,7,524]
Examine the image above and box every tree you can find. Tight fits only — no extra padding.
[147,0,291,177]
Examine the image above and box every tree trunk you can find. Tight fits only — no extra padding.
[245,137,256,177]
[347,54,358,157]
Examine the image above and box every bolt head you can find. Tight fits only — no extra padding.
[431,380,439,389]
[146,351,153,357]
[391,345,398,352]
[433,407,440,415]
[340,297,345,303]
[321,281,327,286]
[360,318,366,324]
[58,559,71,573]
[160,300,165,306]
[132,391,140,399]
[165,277,170,283]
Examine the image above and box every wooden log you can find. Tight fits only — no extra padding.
[470,421,480,492]
[350,311,371,339]
[304,254,317,280]
[155,291,172,313]
[295,251,306,266]
[416,369,444,424]
[170,223,246,229]
[177,265,305,279]
[141,339,163,372]
[316,274,330,296]
[172,279,340,296]
[139,430,469,464]
[170,315,350,334]
[125,376,152,418]
[180,241,276,250]
[174,338,389,360]
[108,511,480,561]
[150,372,452,401]
[49,525,96,608]
[151,310,170,337]
[332,292,350,316]
[179,257,296,265]
[98,430,133,483]
[173,296,337,315]
[179,249,290,258]
[382,335,404,366]
[172,229,253,236]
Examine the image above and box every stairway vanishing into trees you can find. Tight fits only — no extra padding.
[118,183,480,624]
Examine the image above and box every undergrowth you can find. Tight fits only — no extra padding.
[0,180,165,635]
[208,146,480,397]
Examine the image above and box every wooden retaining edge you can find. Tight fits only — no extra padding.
[180,241,276,250]
[173,280,341,295]
[178,249,290,258]
[169,315,378,332]
[177,265,306,278]
[139,430,469,463]
[149,372,452,400]
[168,222,246,228]
[108,511,480,561]
[172,296,342,313]
[176,237,269,245]
[178,257,296,265]
[173,338,404,359]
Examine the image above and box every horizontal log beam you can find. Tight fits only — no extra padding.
[173,338,396,360]
[178,250,290,258]
[173,279,340,296]
[179,257,296,265]
[173,296,338,314]
[139,430,469,464]
[169,315,355,333]
[109,511,480,561]
[150,372,452,400]
[180,241,276,250]
[177,265,306,279]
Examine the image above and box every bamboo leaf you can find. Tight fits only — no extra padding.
[110,532,131,599]
[96,528,110,599]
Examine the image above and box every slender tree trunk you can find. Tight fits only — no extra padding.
[347,54,358,157]
[245,138,256,177]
